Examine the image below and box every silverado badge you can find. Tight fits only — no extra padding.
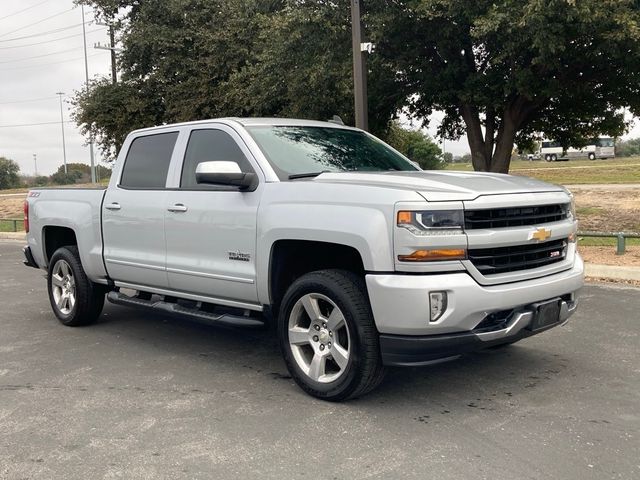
[530,227,551,242]
[228,250,251,262]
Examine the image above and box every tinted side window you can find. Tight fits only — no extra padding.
[120,132,178,188]
[181,129,254,189]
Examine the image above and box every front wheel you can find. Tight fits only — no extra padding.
[277,270,385,401]
[47,246,105,326]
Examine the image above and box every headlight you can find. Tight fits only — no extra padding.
[397,210,464,235]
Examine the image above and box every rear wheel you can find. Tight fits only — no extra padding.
[588,152,596,160]
[278,269,384,401]
[550,154,558,161]
[545,154,552,162]
[47,246,105,326]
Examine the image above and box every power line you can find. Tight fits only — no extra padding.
[0,95,57,105]
[0,0,51,22]
[0,8,75,39]
[0,22,87,43]
[0,28,104,50]
[2,51,108,71]
[0,47,80,64]
[0,120,75,129]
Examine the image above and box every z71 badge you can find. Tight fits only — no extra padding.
[228,251,251,262]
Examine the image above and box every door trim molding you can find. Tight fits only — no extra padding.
[106,258,165,271]
[166,267,254,284]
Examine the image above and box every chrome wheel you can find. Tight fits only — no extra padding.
[288,293,351,383]
[51,259,76,315]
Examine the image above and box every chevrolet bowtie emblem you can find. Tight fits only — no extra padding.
[530,227,552,242]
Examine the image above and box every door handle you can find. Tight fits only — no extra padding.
[105,202,121,211]
[167,203,188,213]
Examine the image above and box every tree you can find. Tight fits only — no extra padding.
[75,0,640,173]
[373,0,640,172]
[615,138,640,157]
[48,163,111,185]
[0,157,20,190]
[73,0,405,158]
[385,122,443,169]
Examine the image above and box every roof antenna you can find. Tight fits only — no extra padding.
[327,115,345,126]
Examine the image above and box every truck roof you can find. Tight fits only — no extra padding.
[129,117,356,135]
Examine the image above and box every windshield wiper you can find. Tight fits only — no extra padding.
[288,171,331,180]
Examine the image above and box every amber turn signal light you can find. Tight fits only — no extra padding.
[397,211,413,225]
[398,248,466,262]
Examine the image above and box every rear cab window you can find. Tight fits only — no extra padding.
[120,132,179,189]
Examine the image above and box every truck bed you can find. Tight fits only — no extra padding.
[27,187,109,284]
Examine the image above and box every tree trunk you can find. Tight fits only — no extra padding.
[461,98,530,174]
[491,118,517,174]
[460,105,490,171]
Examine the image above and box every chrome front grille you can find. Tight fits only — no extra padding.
[464,204,569,229]
[468,238,568,275]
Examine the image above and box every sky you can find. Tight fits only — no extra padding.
[0,0,113,176]
[1,0,639,176]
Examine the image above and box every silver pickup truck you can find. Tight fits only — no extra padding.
[23,118,584,400]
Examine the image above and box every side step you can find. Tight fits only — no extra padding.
[107,291,265,328]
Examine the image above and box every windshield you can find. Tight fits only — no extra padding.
[245,126,418,180]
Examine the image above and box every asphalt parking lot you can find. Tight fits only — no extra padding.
[0,241,638,480]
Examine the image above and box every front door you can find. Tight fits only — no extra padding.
[164,127,260,306]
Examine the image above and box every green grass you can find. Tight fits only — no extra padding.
[445,157,640,184]
[0,219,24,232]
[576,207,606,216]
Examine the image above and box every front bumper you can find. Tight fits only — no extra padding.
[366,254,584,366]
[379,298,577,366]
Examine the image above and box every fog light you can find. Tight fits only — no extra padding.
[429,291,448,322]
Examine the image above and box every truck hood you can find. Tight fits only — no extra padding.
[314,170,564,202]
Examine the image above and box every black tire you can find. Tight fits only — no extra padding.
[545,155,552,162]
[588,153,596,160]
[47,246,105,326]
[277,269,385,401]
[550,154,558,161]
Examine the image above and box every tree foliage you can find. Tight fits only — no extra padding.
[0,157,20,190]
[73,0,405,158]
[385,122,443,169]
[49,163,112,185]
[375,0,640,172]
[75,0,640,173]
[615,137,640,157]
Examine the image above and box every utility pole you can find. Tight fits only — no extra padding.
[81,5,96,183]
[350,0,369,131]
[56,92,67,174]
[95,19,118,84]
[33,154,38,177]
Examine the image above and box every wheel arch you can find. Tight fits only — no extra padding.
[43,225,78,265]
[267,240,366,315]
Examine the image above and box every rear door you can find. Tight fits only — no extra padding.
[102,131,179,288]
[164,125,261,306]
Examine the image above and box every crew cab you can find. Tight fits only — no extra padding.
[23,118,584,400]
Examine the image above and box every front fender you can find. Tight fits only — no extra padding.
[256,204,394,305]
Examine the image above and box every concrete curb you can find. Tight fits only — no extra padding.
[0,232,25,241]
[585,263,640,281]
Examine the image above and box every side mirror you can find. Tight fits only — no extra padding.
[195,161,258,190]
